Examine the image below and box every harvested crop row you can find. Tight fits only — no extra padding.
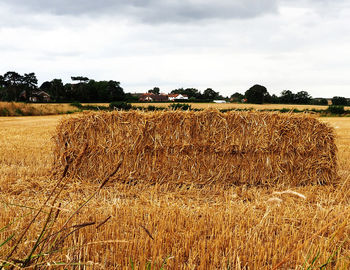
[53,110,338,186]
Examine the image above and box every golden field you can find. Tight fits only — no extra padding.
[2,102,349,116]
[0,102,78,116]
[130,102,350,111]
[1,114,350,269]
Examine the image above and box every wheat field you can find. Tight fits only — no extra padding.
[1,114,350,269]
[130,102,350,111]
[0,102,78,116]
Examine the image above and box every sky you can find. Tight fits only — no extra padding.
[0,0,349,97]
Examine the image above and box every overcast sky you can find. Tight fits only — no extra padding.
[0,0,349,97]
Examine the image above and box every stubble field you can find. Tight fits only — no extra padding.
[130,102,350,111]
[1,114,350,269]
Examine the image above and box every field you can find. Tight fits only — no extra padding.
[1,114,350,269]
[130,102,350,111]
[0,102,78,116]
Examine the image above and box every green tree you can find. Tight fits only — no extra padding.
[0,75,5,100]
[269,94,280,104]
[41,79,65,102]
[230,92,244,102]
[202,88,220,100]
[108,80,125,101]
[22,72,38,101]
[63,83,74,101]
[311,98,328,105]
[148,87,160,95]
[3,71,23,101]
[332,96,348,106]
[40,81,52,92]
[71,76,89,83]
[171,88,201,99]
[279,90,295,104]
[23,73,37,89]
[244,84,268,104]
[294,91,312,104]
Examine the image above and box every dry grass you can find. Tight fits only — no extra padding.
[0,102,78,116]
[53,111,337,186]
[1,114,350,269]
[84,102,340,111]
[131,102,344,111]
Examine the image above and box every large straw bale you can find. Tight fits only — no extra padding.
[53,110,338,186]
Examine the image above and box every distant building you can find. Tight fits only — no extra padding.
[168,94,188,101]
[214,100,226,104]
[19,90,51,102]
[139,93,169,102]
[130,93,144,98]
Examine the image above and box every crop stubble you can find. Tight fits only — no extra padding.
[0,113,350,269]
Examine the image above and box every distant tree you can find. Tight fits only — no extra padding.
[41,79,65,102]
[230,92,244,102]
[171,88,201,99]
[202,88,221,100]
[185,88,201,99]
[23,73,38,89]
[0,71,126,103]
[3,71,22,86]
[40,81,52,92]
[311,98,328,105]
[294,91,312,104]
[108,80,125,101]
[279,90,295,104]
[71,76,89,83]
[85,79,98,101]
[332,96,348,106]
[64,83,74,101]
[0,71,38,101]
[244,84,268,104]
[148,87,160,95]
[71,81,88,101]
[22,72,38,101]
[269,94,280,104]
[328,105,345,114]
[0,75,5,100]
[263,92,273,103]
[125,93,139,102]
[2,71,23,101]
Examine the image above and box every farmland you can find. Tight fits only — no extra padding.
[83,102,349,112]
[129,102,350,111]
[0,102,79,116]
[1,114,350,269]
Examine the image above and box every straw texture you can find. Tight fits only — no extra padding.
[53,110,338,186]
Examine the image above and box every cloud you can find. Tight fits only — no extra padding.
[279,0,350,15]
[3,0,278,23]
[0,0,350,97]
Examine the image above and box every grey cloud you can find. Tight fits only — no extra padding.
[3,0,278,23]
[279,0,349,12]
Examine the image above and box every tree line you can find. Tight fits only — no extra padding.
[0,71,348,105]
[170,85,349,105]
[149,87,224,101]
[0,72,126,102]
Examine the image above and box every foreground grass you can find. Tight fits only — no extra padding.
[0,116,350,268]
